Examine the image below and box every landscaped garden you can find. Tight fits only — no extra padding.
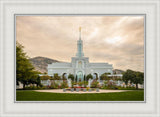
[16,77,144,101]
[16,42,144,101]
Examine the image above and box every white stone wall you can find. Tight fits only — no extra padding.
[48,68,70,76]
[48,56,113,79]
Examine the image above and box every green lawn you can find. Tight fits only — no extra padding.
[16,90,144,101]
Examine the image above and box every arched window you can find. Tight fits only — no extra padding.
[78,61,82,68]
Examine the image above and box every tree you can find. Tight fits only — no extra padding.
[28,71,41,86]
[91,80,99,88]
[28,73,37,85]
[93,73,98,80]
[68,74,74,81]
[16,42,37,89]
[122,69,144,89]
[62,75,66,81]
[84,75,86,81]
[40,75,51,80]
[86,74,93,81]
[100,73,110,80]
[132,72,144,89]
[122,69,135,84]
[36,75,41,87]
[53,73,61,80]
[75,75,77,82]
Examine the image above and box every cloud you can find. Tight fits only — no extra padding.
[16,16,144,72]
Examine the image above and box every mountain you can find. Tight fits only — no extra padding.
[29,56,60,73]
[113,69,125,74]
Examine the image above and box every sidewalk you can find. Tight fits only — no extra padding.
[34,89,130,93]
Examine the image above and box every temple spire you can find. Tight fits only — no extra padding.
[76,27,84,57]
[79,27,81,40]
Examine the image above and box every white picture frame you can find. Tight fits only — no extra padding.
[0,0,160,117]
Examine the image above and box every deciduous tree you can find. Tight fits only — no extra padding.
[122,69,144,89]
[68,74,74,81]
[86,74,93,81]
[53,73,61,80]
[100,73,110,80]
[16,42,38,89]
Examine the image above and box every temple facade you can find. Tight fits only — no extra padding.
[47,28,113,81]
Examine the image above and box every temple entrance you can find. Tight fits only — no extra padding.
[77,71,83,82]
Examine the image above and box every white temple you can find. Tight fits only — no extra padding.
[48,27,113,81]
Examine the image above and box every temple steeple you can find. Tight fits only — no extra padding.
[79,27,81,40]
[76,27,84,57]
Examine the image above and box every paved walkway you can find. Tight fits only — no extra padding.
[35,89,130,94]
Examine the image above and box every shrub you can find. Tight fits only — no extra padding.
[103,81,108,87]
[114,77,122,81]
[100,80,117,89]
[83,81,88,88]
[100,73,110,80]
[24,86,43,90]
[117,86,137,90]
[39,83,43,87]
[40,75,51,80]
[53,73,61,80]
[61,80,68,88]
[86,87,90,91]
[50,81,59,89]
[78,82,83,87]
[107,80,117,89]
[91,80,99,88]
[41,86,48,89]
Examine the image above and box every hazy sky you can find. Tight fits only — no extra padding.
[16,16,144,72]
